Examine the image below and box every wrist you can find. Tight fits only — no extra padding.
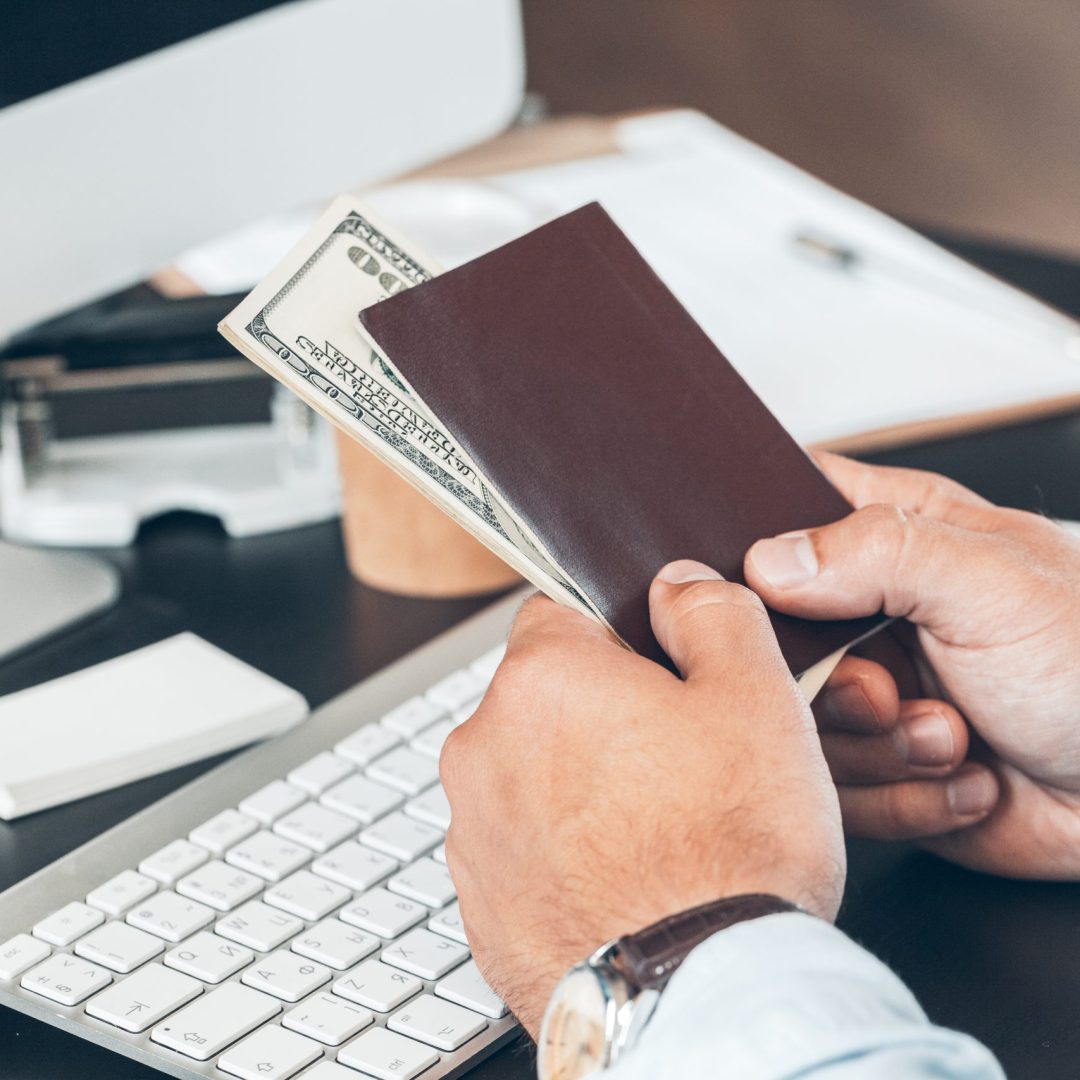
[538,893,803,1080]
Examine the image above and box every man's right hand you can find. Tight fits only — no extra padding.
[744,451,1080,879]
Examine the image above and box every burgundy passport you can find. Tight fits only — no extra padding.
[360,202,884,674]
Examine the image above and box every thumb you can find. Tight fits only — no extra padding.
[745,504,986,632]
[649,559,786,683]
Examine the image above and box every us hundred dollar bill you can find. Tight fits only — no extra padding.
[219,197,598,620]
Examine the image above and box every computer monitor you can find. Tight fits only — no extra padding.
[0,0,524,658]
[0,0,524,343]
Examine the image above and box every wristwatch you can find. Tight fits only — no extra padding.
[537,893,800,1080]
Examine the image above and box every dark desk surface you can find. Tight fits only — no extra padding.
[3,235,1080,1079]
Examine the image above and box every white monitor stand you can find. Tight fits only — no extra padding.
[0,541,120,663]
[0,0,523,658]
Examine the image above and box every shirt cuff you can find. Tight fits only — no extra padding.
[604,911,1004,1079]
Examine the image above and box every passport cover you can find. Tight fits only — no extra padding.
[360,202,884,674]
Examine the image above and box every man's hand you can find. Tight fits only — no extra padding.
[745,451,1080,879]
[440,563,844,1035]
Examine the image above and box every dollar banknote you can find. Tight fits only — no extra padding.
[219,197,600,622]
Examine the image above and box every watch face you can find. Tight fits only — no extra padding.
[538,965,611,1080]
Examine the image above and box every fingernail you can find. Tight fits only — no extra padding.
[657,559,723,584]
[821,683,876,727]
[947,770,997,816]
[898,711,954,766]
[749,534,818,588]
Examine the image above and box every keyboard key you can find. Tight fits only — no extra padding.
[333,960,422,1012]
[432,844,448,865]
[436,959,507,1018]
[264,869,350,921]
[283,990,373,1046]
[288,751,354,795]
[428,902,468,946]
[176,860,264,911]
[320,775,403,825]
[389,992,486,1051]
[409,720,454,759]
[338,1024,438,1080]
[302,1064,359,1080]
[403,786,452,830]
[150,981,280,1062]
[426,668,487,712]
[274,802,357,853]
[0,934,50,981]
[21,953,111,1006]
[365,747,440,796]
[334,725,400,768]
[380,696,447,738]
[312,842,398,891]
[126,891,214,943]
[469,644,506,682]
[85,962,202,1032]
[340,888,427,939]
[216,900,303,952]
[189,809,258,855]
[226,830,311,882]
[163,931,253,983]
[239,780,307,825]
[241,948,332,1002]
[33,901,104,946]
[75,920,163,973]
[387,858,456,908]
[218,1023,323,1079]
[291,920,379,970]
[382,928,469,981]
[359,812,442,863]
[86,870,157,917]
[139,839,209,885]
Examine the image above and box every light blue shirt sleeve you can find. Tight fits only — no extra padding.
[605,912,1003,1080]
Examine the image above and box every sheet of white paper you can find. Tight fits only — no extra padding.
[489,110,1080,446]
[186,109,1080,447]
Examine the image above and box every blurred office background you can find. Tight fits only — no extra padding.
[519,0,1080,259]
[4,1,1076,259]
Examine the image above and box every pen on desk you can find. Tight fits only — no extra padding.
[792,228,1080,357]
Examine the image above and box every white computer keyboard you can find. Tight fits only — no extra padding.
[0,595,523,1080]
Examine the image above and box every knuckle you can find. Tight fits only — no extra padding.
[438,724,469,788]
[671,578,766,620]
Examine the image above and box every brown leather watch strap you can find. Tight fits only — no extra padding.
[614,894,801,991]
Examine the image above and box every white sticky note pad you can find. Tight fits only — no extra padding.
[0,633,308,819]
